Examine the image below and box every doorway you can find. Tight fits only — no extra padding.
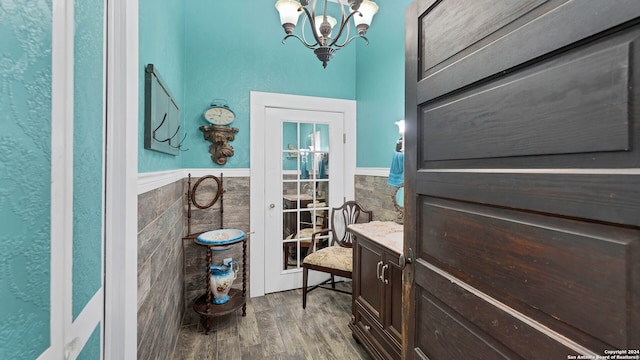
[249,91,356,297]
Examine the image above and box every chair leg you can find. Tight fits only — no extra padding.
[283,245,288,270]
[302,267,308,309]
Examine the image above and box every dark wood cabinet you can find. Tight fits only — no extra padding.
[349,222,403,360]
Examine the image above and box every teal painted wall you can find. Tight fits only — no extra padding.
[355,0,413,168]
[138,0,186,172]
[77,324,101,360]
[0,1,52,358]
[181,0,356,169]
[73,0,104,320]
[138,1,408,171]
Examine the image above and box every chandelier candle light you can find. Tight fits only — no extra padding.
[275,0,379,68]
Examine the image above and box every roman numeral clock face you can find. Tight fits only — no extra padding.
[204,105,235,125]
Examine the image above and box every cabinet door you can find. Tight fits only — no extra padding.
[385,259,403,345]
[355,237,385,322]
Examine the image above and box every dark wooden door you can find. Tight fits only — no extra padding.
[403,1,640,359]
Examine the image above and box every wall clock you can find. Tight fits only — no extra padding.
[204,102,235,125]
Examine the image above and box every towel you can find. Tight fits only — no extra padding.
[301,161,309,179]
[318,159,326,179]
[387,152,404,186]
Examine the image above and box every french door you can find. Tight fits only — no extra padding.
[264,107,344,294]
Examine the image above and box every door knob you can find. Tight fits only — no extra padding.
[269,203,275,208]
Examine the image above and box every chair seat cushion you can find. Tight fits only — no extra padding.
[302,246,352,272]
[286,227,319,240]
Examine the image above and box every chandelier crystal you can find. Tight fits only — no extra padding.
[275,0,379,68]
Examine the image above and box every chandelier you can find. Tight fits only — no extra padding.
[275,0,379,68]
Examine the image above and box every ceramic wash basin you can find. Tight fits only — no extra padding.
[196,229,246,247]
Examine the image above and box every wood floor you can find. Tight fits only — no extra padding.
[172,283,372,360]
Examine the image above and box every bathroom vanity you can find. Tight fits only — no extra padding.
[348,221,403,360]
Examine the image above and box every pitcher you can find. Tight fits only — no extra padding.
[209,259,238,304]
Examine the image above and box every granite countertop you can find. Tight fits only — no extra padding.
[348,221,404,254]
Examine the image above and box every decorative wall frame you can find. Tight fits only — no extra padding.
[144,64,184,155]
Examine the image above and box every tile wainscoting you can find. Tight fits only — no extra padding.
[181,175,251,326]
[355,173,403,224]
[137,170,251,358]
[137,179,184,360]
[137,169,397,358]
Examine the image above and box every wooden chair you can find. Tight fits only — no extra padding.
[302,201,373,309]
[283,203,328,269]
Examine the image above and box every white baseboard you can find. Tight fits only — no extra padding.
[138,167,388,195]
[355,167,390,177]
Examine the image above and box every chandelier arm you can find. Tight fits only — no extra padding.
[300,5,324,47]
[328,10,360,47]
[282,33,318,49]
[332,34,369,48]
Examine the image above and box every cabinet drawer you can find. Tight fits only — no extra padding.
[354,305,401,360]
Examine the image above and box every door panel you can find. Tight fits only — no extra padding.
[417,1,640,102]
[419,24,640,170]
[422,39,631,162]
[415,291,522,360]
[265,108,344,293]
[419,197,635,350]
[415,265,579,359]
[405,1,640,358]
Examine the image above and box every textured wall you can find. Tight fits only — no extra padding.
[182,175,251,326]
[139,1,411,172]
[137,175,251,352]
[73,0,104,328]
[138,0,185,172]
[137,180,185,360]
[0,1,52,358]
[355,0,413,168]
[354,175,403,224]
[181,0,356,169]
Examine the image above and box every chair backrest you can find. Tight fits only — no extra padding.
[329,201,373,248]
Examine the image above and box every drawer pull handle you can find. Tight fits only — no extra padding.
[364,325,371,331]
[381,264,389,284]
[376,261,383,280]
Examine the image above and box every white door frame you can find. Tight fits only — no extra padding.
[50,0,114,358]
[104,0,138,359]
[250,91,356,298]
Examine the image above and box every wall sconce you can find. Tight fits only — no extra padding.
[199,125,239,165]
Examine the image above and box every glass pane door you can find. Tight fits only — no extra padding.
[282,122,331,271]
[264,107,344,294]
